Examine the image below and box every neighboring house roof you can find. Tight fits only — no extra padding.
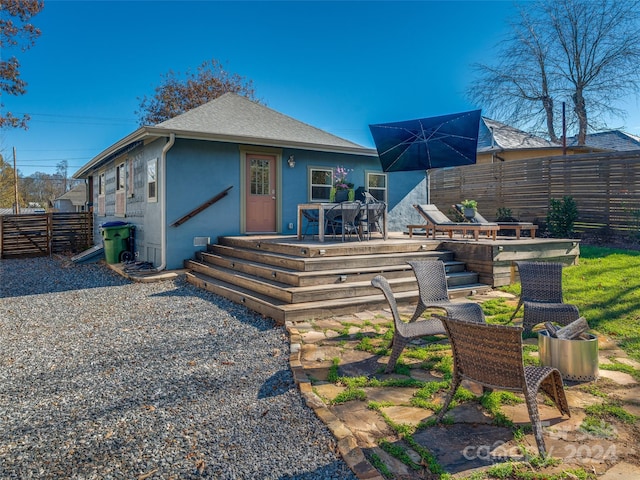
[477,118,558,152]
[53,183,86,206]
[0,208,46,215]
[74,93,376,179]
[567,130,640,152]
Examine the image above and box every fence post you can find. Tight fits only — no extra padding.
[47,213,53,256]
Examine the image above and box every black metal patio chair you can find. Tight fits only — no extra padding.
[325,201,362,241]
[301,209,320,239]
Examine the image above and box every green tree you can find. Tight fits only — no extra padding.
[0,0,44,129]
[136,58,257,125]
[468,0,640,144]
[0,154,19,207]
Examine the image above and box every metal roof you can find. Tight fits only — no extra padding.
[53,183,87,206]
[478,118,557,152]
[567,130,640,152]
[74,93,376,179]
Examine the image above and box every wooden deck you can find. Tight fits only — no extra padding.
[184,232,580,325]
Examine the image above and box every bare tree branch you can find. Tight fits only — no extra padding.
[467,0,640,145]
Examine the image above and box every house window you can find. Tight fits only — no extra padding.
[147,158,157,202]
[367,172,387,202]
[127,158,134,197]
[309,167,333,202]
[116,162,125,192]
[97,172,105,216]
[115,161,126,216]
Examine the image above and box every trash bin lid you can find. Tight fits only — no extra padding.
[101,221,128,228]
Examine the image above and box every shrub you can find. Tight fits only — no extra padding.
[547,196,578,238]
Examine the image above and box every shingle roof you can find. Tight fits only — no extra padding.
[567,130,640,151]
[54,183,87,206]
[73,93,376,179]
[478,118,557,151]
[157,92,366,151]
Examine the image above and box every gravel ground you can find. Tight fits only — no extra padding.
[0,256,356,480]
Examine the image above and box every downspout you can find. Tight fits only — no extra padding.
[155,133,175,272]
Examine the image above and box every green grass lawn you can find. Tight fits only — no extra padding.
[501,245,640,361]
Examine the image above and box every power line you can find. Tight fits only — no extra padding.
[12,112,135,122]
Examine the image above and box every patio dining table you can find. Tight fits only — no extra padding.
[297,202,387,242]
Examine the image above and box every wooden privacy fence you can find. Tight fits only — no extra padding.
[430,150,640,234]
[0,212,93,258]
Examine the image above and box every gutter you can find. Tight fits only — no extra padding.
[154,133,175,272]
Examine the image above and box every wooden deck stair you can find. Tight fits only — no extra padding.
[184,236,492,324]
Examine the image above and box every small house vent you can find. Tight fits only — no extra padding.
[193,236,210,247]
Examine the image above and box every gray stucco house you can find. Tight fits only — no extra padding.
[73,93,426,270]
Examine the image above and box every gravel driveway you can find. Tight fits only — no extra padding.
[0,257,356,479]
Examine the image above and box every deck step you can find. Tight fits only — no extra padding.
[185,270,417,324]
[184,236,492,324]
[186,260,470,304]
[185,269,491,324]
[191,251,466,287]
[207,244,455,272]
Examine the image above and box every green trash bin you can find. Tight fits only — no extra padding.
[101,222,132,264]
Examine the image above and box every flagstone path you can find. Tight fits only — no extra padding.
[287,295,640,479]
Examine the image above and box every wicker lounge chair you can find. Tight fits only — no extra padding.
[408,204,498,240]
[435,315,571,457]
[372,275,452,373]
[510,261,580,334]
[453,204,538,239]
[407,260,485,324]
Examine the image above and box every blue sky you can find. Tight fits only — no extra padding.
[3,0,640,177]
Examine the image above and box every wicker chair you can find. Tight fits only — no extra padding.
[510,261,580,334]
[407,260,486,324]
[372,275,451,373]
[435,316,571,457]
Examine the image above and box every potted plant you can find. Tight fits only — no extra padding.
[461,199,477,218]
[331,165,355,202]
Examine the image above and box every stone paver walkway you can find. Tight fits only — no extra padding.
[287,295,640,479]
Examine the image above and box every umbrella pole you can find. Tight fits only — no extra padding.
[426,170,430,204]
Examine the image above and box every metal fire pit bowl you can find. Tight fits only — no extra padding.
[538,330,599,382]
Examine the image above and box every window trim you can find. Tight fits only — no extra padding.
[366,171,388,202]
[308,166,334,202]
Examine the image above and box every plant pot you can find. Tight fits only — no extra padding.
[334,189,350,203]
[464,208,476,219]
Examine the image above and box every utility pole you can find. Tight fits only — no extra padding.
[13,147,20,214]
[562,102,567,156]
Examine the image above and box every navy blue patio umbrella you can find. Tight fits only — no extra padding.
[369,110,481,202]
